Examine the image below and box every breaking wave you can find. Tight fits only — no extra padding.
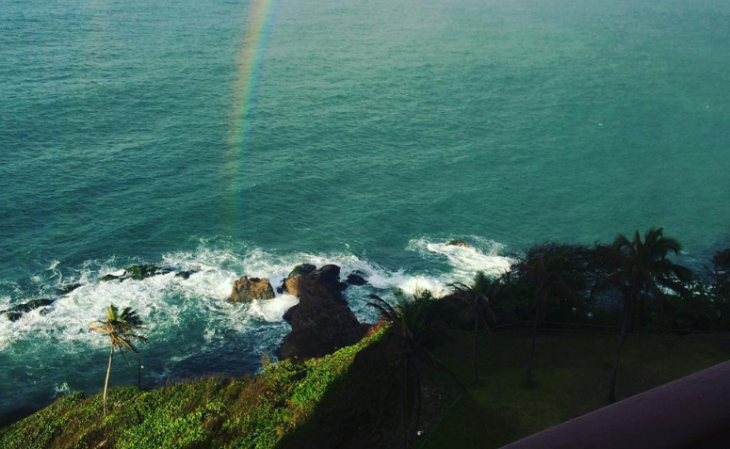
[0,237,513,414]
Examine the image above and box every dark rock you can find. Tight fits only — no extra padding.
[280,264,346,296]
[56,283,82,295]
[278,264,366,361]
[101,265,176,283]
[279,296,366,360]
[176,270,197,280]
[446,239,470,248]
[128,265,172,280]
[1,298,55,322]
[309,265,347,291]
[346,271,368,286]
[277,264,315,294]
[288,263,317,278]
[283,304,299,324]
[101,274,122,282]
[229,276,276,302]
[4,312,22,322]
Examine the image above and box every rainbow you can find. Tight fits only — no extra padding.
[225,0,281,225]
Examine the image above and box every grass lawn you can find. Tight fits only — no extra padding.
[422,330,730,449]
[4,328,729,449]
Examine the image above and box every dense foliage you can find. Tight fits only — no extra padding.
[0,331,397,449]
[494,240,730,334]
[3,231,729,449]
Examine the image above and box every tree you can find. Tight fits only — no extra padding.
[449,272,497,384]
[367,290,464,449]
[513,244,581,385]
[89,304,147,415]
[711,249,730,328]
[596,228,692,403]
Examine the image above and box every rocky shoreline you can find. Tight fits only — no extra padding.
[229,263,373,361]
[0,264,199,322]
[1,260,378,363]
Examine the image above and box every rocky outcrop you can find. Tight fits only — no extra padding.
[101,273,124,282]
[346,271,368,286]
[128,265,173,280]
[277,264,316,293]
[307,265,348,293]
[446,239,470,248]
[176,270,197,280]
[229,277,276,302]
[288,263,317,278]
[55,283,82,295]
[101,265,193,282]
[278,265,367,361]
[1,299,55,322]
[280,264,346,296]
[282,276,305,297]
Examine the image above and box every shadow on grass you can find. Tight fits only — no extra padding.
[275,336,402,449]
[421,398,523,449]
[0,408,37,429]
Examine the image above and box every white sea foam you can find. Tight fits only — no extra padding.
[248,295,299,322]
[53,382,72,397]
[0,237,513,369]
[0,238,519,415]
[407,237,513,279]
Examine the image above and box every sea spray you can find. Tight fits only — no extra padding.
[0,237,513,415]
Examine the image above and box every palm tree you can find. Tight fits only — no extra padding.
[514,244,580,385]
[449,272,497,384]
[89,304,147,415]
[597,228,692,403]
[711,249,730,328]
[367,290,464,449]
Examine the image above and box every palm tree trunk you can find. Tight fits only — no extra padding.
[472,315,478,384]
[607,318,629,403]
[525,306,540,385]
[103,344,114,416]
[607,298,634,403]
[401,357,409,449]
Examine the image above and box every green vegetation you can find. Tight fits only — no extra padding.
[367,290,463,449]
[3,229,730,449]
[423,330,730,449]
[511,244,582,385]
[448,273,497,384]
[4,325,726,449]
[0,330,396,449]
[89,305,148,415]
[596,228,692,402]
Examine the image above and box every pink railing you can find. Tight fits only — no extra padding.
[500,360,730,449]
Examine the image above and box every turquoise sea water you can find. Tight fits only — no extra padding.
[1,0,729,415]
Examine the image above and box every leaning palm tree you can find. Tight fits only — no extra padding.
[89,304,147,415]
[596,228,692,403]
[367,290,464,449]
[514,244,580,385]
[449,272,497,384]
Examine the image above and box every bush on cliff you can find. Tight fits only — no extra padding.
[0,330,398,449]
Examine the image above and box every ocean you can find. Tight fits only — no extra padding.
[1,0,729,415]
